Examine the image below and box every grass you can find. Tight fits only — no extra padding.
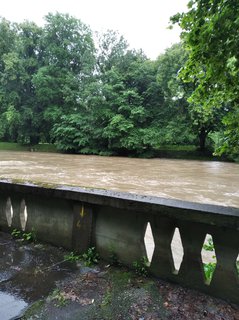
[157,145,197,152]
[0,142,57,153]
[155,144,223,161]
[21,300,45,319]
[0,141,225,161]
[0,142,29,151]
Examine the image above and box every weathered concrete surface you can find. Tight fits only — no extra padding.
[0,180,238,220]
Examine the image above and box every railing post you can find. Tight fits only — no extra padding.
[10,195,22,231]
[72,202,93,253]
[209,227,239,303]
[95,206,147,264]
[0,195,9,230]
[177,221,206,288]
[150,216,175,278]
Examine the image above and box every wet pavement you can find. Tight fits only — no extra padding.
[0,292,27,320]
[0,231,238,320]
[0,232,78,319]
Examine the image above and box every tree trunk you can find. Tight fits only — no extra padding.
[199,127,207,151]
[30,134,40,145]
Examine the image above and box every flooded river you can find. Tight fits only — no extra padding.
[0,151,238,207]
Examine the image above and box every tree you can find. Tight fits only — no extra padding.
[17,21,44,144]
[52,32,166,156]
[98,47,164,155]
[171,0,239,157]
[34,13,96,142]
[0,51,24,142]
[95,30,128,74]
[0,18,19,140]
[0,20,44,144]
[0,17,17,72]
[155,43,196,146]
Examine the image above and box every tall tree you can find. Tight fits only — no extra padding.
[0,18,17,72]
[155,43,196,146]
[17,21,44,144]
[96,30,128,74]
[171,0,239,157]
[0,18,19,140]
[0,20,44,144]
[34,13,96,142]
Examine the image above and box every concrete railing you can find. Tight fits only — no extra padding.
[0,180,238,304]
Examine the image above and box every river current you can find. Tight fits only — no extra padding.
[0,151,238,207]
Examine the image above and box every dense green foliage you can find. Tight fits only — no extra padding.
[0,9,236,158]
[171,0,239,160]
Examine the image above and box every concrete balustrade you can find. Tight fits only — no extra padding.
[0,180,238,304]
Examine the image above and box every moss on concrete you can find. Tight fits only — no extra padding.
[22,300,45,319]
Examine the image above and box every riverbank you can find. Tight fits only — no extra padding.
[0,142,226,161]
[0,142,57,153]
[0,232,238,320]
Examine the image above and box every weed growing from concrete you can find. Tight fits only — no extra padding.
[64,247,99,266]
[132,256,149,277]
[50,289,68,307]
[81,247,99,266]
[64,251,81,262]
[11,228,22,238]
[11,228,37,242]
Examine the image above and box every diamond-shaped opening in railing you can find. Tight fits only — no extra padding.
[201,234,217,285]
[170,227,184,274]
[236,254,239,277]
[5,197,13,227]
[20,199,28,231]
[144,222,155,265]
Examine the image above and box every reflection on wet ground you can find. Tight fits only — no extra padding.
[0,292,27,320]
[0,232,77,319]
[0,151,238,207]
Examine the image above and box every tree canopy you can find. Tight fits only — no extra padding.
[0,9,237,160]
[171,0,239,159]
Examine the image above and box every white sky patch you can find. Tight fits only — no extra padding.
[0,0,188,59]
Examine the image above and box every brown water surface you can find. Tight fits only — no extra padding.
[0,151,238,207]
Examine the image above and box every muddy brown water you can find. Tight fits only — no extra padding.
[0,151,238,207]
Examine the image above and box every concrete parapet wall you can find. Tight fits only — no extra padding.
[0,180,238,304]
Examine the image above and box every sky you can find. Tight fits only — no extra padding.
[0,0,189,60]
